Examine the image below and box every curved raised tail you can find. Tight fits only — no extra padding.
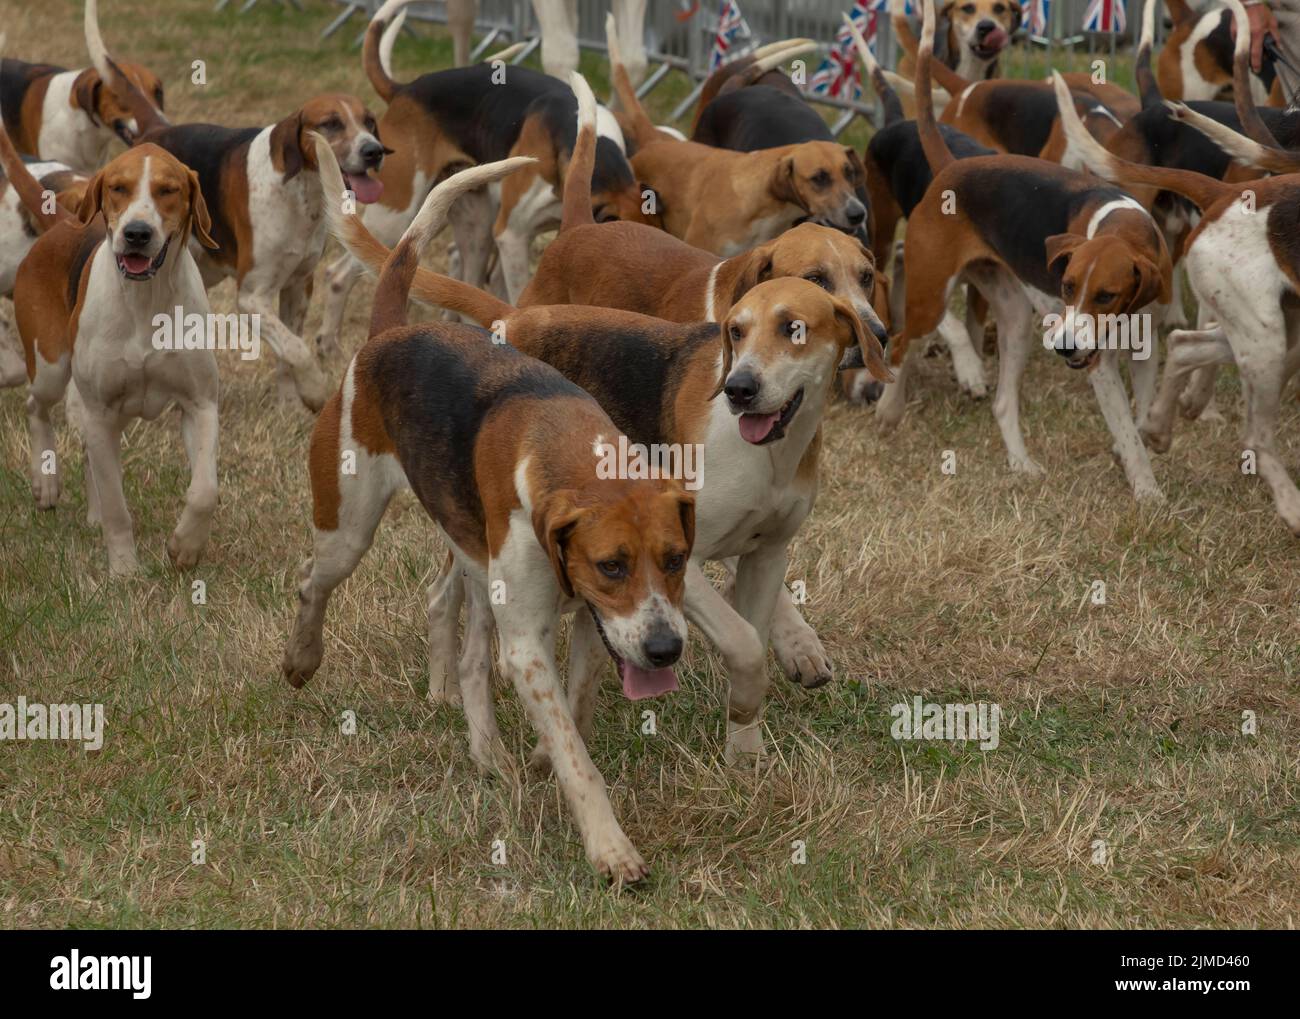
[310,132,529,332]
[845,14,902,127]
[1135,0,1162,109]
[1050,72,1239,212]
[916,0,955,173]
[561,71,598,232]
[0,125,71,231]
[1224,0,1282,150]
[363,0,414,103]
[1167,100,1300,173]
[85,0,168,138]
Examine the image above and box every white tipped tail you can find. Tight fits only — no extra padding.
[1051,71,1117,179]
[1167,100,1300,172]
[378,8,407,80]
[485,40,529,64]
[84,0,111,79]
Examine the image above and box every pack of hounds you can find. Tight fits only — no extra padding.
[2,0,1298,883]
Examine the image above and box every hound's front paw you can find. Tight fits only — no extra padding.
[588,826,649,887]
[772,619,833,689]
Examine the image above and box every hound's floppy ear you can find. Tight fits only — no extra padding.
[1131,253,1169,310]
[770,154,800,206]
[186,167,218,249]
[843,146,867,185]
[76,171,104,226]
[832,296,894,382]
[710,314,737,400]
[1008,0,1024,34]
[728,242,774,307]
[71,69,103,125]
[270,109,306,181]
[1045,233,1086,276]
[531,489,585,600]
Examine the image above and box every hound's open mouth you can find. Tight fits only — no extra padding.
[970,28,1009,60]
[113,120,136,145]
[739,387,804,445]
[1067,349,1101,371]
[116,240,168,280]
[589,606,679,701]
[344,170,383,204]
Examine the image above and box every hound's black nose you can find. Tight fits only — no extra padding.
[643,630,683,668]
[122,221,153,249]
[360,139,385,167]
[724,370,760,408]
[975,19,998,38]
[845,202,866,226]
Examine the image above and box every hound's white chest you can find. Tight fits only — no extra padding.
[72,249,213,420]
[693,402,815,559]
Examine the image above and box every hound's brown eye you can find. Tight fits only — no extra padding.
[110,184,130,196]
[1094,290,1115,305]
[805,273,828,289]
[157,185,177,197]
[811,170,832,188]
[729,325,743,343]
[598,560,626,579]
[319,117,343,132]
[665,552,685,573]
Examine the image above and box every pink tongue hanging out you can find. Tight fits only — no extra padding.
[619,660,679,700]
[118,253,152,275]
[738,410,779,444]
[983,27,1008,51]
[345,172,384,204]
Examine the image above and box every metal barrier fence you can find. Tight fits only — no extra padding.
[309,1,1160,132]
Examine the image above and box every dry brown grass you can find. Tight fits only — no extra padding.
[1,1,1298,929]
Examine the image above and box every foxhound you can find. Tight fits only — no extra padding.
[878,0,1173,503]
[893,0,1023,81]
[0,1,163,172]
[0,125,88,388]
[86,18,388,412]
[13,143,220,576]
[282,141,694,884]
[607,39,868,255]
[314,75,894,762]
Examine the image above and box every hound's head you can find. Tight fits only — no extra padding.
[1045,231,1169,369]
[534,479,694,700]
[271,93,390,203]
[772,141,868,233]
[747,222,887,335]
[71,61,165,146]
[590,137,663,228]
[77,143,216,280]
[716,277,893,445]
[943,0,1022,65]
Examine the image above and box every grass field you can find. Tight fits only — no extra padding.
[1,0,1298,929]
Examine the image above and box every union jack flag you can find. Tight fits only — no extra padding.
[709,0,753,70]
[808,0,876,100]
[1082,0,1125,32]
[1027,0,1050,35]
